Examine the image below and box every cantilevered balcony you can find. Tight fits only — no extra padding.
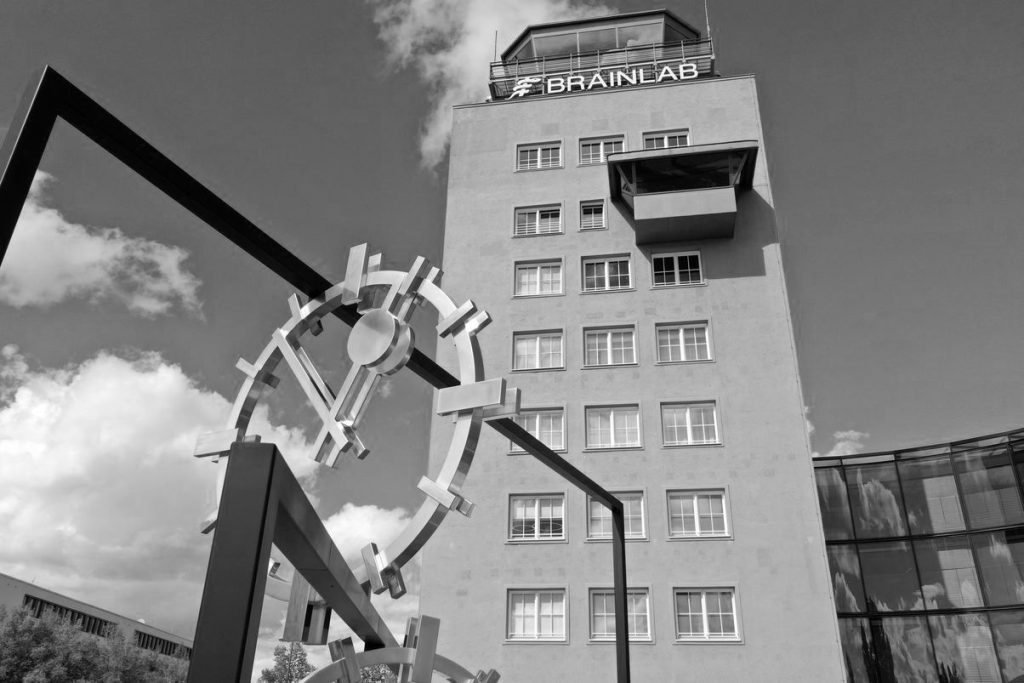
[607,141,759,244]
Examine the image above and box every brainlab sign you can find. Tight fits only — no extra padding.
[508,62,699,99]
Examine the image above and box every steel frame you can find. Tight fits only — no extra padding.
[0,67,631,682]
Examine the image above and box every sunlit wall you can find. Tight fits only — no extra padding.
[814,429,1024,682]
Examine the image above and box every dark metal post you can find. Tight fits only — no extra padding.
[611,502,630,683]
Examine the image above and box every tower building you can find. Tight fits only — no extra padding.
[420,10,845,680]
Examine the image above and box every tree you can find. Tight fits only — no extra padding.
[259,642,315,683]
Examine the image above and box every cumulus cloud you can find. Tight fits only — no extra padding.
[0,172,201,316]
[812,429,870,459]
[367,0,612,168]
[0,346,319,637]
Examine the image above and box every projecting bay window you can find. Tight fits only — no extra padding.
[585,405,641,449]
[652,251,702,287]
[509,495,565,541]
[583,256,631,292]
[643,129,689,149]
[580,200,606,230]
[580,136,624,165]
[517,142,562,171]
[511,409,565,452]
[513,331,563,371]
[667,490,729,538]
[515,205,562,236]
[590,589,651,641]
[584,327,636,367]
[674,589,740,641]
[507,590,566,641]
[656,322,710,363]
[662,402,719,446]
[514,261,563,296]
[587,491,646,540]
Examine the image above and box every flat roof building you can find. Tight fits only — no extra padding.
[419,9,845,680]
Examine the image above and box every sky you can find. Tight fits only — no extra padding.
[0,0,1023,677]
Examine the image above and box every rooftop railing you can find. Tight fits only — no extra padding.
[489,38,715,100]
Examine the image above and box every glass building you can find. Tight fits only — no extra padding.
[814,429,1024,682]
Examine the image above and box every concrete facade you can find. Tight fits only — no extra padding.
[419,30,844,681]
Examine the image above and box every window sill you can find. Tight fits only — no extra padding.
[512,292,565,299]
[512,232,564,239]
[667,535,733,542]
[583,446,644,453]
[514,167,563,173]
[504,638,569,645]
[674,637,743,645]
[581,288,636,295]
[585,536,648,543]
[651,282,707,290]
[588,637,654,645]
[577,162,609,168]
[581,362,639,370]
[578,227,608,232]
[509,449,567,456]
[655,359,715,366]
[505,537,568,545]
[662,442,723,449]
[511,367,566,374]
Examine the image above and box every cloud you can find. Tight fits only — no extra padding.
[367,0,612,169]
[0,172,201,316]
[812,429,870,459]
[0,346,319,638]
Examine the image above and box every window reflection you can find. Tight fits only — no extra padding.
[838,618,872,683]
[974,529,1024,606]
[860,541,922,612]
[954,447,1024,529]
[847,463,909,539]
[914,537,983,609]
[928,613,1001,683]
[990,609,1024,683]
[875,617,938,682]
[816,467,854,540]
[827,545,865,612]
[899,456,966,534]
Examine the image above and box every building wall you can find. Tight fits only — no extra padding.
[420,75,844,681]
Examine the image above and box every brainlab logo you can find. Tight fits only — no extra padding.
[507,63,699,100]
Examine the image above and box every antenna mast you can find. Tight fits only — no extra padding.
[704,0,712,39]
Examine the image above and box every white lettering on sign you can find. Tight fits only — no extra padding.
[507,63,700,99]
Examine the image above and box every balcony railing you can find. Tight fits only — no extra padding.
[489,38,715,100]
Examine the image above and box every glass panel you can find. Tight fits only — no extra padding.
[874,616,938,682]
[954,447,1024,529]
[859,541,922,612]
[533,32,578,57]
[914,537,983,609]
[974,529,1024,606]
[899,455,966,534]
[816,467,855,540]
[928,613,1000,683]
[632,150,752,193]
[847,462,909,539]
[578,27,617,52]
[838,618,873,683]
[990,609,1024,683]
[827,544,866,612]
[618,22,661,48]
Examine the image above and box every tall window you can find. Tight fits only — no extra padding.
[656,323,710,362]
[507,590,566,640]
[515,206,562,236]
[513,332,563,370]
[580,136,624,165]
[652,252,702,287]
[674,589,739,641]
[583,256,631,291]
[643,129,689,149]
[514,261,562,296]
[662,402,719,445]
[511,409,565,452]
[588,492,646,539]
[580,201,605,230]
[668,490,729,537]
[517,142,561,170]
[509,494,565,540]
[584,327,636,366]
[585,405,641,449]
[590,589,651,641]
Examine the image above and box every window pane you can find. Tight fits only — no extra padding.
[657,327,681,362]
[928,613,1000,683]
[898,456,965,534]
[874,617,938,682]
[913,537,983,609]
[674,591,703,638]
[827,544,866,612]
[847,462,909,538]
[589,499,612,538]
[838,618,873,683]
[954,446,1024,529]
[859,541,922,612]
[816,468,855,540]
[586,408,612,447]
[581,202,604,229]
[653,257,674,286]
[974,529,1024,606]
[991,609,1024,682]
[583,261,604,290]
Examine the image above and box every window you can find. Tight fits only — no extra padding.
[511,409,565,452]
[517,142,561,170]
[584,327,636,366]
[585,405,641,449]
[515,206,562,236]
[507,590,566,641]
[662,402,719,445]
[513,331,563,370]
[590,589,651,641]
[509,494,565,540]
[652,252,702,287]
[583,256,631,292]
[674,589,739,641]
[580,201,605,230]
[588,492,646,539]
[514,261,562,296]
[656,323,710,363]
[580,136,624,165]
[643,129,689,149]
[668,490,729,538]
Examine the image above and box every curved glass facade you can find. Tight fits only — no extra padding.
[815,429,1024,683]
